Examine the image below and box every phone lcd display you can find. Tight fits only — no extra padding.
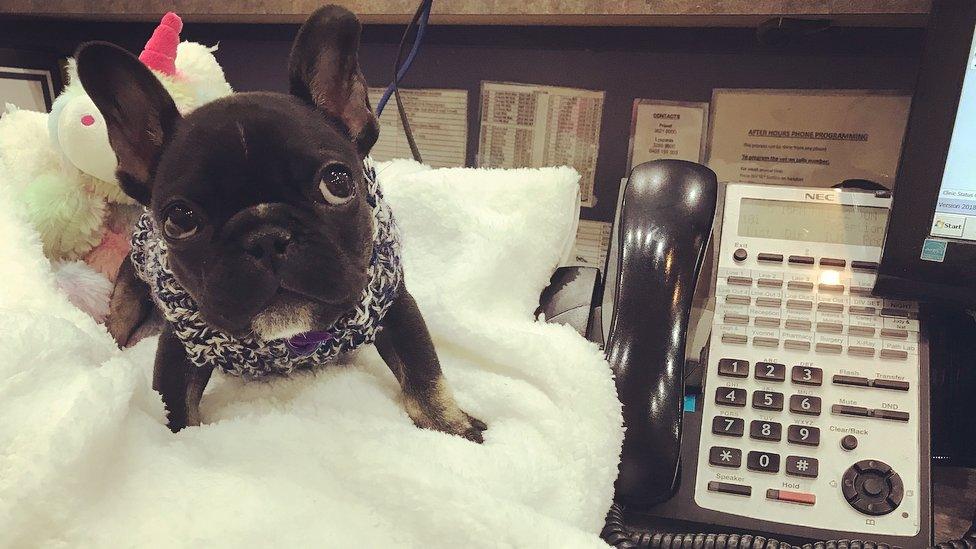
[737,198,888,247]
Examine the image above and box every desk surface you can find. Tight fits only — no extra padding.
[934,466,975,541]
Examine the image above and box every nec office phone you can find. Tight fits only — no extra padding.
[597,160,932,546]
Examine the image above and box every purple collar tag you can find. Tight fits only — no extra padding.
[285,331,333,356]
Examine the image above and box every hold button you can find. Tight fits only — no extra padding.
[767,488,816,505]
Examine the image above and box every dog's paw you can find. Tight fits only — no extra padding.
[404,390,488,444]
[458,411,488,444]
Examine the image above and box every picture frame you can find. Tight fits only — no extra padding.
[0,47,64,114]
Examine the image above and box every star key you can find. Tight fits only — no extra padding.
[709,446,742,468]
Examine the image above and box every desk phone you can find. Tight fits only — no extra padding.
[605,163,932,547]
[696,184,926,538]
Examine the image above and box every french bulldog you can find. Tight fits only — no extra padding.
[77,5,487,442]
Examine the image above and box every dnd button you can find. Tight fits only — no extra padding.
[789,394,821,416]
[709,446,742,468]
[708,481,752,497]
[716,387,747,407]
[750,420,782,441]
[718,358,750,378]
[755,361,786,382]
[792,366,823,386]
[752,391,784,411]
[712,416,745,437]
[786,455,819,478]
[842,459,905,516]
[747,451,781,473]
[873,409,910,422]
[787,425,820,446]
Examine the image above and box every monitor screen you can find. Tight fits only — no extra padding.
[876,0,976,307]
[931,24,976,241]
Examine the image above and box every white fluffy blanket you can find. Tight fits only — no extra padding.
[0,159,623,548]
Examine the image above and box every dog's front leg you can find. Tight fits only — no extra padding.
[376,289,487,443]
[154,324,214,432]
[106,256,154,347]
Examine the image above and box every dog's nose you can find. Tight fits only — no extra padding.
[242,226,293,261]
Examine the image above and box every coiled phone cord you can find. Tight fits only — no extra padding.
[602,502,976,549]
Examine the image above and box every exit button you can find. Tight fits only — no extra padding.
[931,213,967,237]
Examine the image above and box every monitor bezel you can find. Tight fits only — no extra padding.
[876,0,976,308]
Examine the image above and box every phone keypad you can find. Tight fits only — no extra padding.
[749,420,782,441]
[715,387,747,407]
[787,425,820,446]
[712,416,745,437]
[699,189,921,536]
[755,362,786,381]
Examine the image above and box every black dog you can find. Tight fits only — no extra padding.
[77,5,486,442]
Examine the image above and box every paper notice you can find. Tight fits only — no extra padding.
[477,81,605,207]
[367,88,468,168]
[706,89,911,189]
[569,219,612,268]
[628,100,708,171]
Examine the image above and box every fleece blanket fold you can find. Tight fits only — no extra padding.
[0,159,623,548]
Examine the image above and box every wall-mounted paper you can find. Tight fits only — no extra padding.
[477,81,605,207]
[569,219,612,269]
[628,99,708,171]
[367,88,468,168]
[706,89,911,189]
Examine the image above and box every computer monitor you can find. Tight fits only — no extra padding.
[876,0,976,307]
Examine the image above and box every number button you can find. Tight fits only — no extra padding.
[718,358,750,378]
[787,425,820,446]
[709,446,742,468]
[715,387,747,407]
[791,366,823,386]
[755,361,786,382]
[712,416,745,437]
[747,451,781,473]
[752,391,784,411]
[749,420,782,441]
[786,455,819,478]
[789,394,822,416]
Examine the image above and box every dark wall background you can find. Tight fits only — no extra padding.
[0,17,925,221]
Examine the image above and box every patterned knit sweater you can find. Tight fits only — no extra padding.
[130,161,403,379]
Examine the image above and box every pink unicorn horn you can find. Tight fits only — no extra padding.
[139,12,182,76]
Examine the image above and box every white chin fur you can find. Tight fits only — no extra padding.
[251,305,312,341]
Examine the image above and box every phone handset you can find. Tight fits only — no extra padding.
[606,160,717,506]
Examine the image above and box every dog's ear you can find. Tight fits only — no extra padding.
[76,41,181,206]
[288,5,378,156]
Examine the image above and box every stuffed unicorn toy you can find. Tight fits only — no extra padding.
[0,13,232,321]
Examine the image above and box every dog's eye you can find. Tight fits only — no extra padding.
[162,203,201,240]
[319,164,355,205]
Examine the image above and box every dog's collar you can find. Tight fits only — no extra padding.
[129,159,404,378]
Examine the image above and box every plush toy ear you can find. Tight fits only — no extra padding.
[76,42,181,206]
[288,5,378,156]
